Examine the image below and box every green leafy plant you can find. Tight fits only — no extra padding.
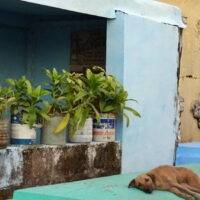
[45,68,67,116]
[83,67,141,126]
[54,71,95,136]
[44,68,85,135]
[0,86,14,120]
[7,76,49,128]
[51,66,141,135]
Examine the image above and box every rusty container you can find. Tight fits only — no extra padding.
[0,119,10,148]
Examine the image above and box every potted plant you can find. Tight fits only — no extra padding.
[54,67,140,143]
[54,71,97,143]
[0,86,14,148]
[42,68,69,145]
[7,76,49,145]
[85,67,141,142]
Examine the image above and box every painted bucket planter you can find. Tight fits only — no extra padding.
[11,115,42,145]
[42,116,67,145]
[93,113,116,142]
[0,119,10,148]
[69,118,93,143]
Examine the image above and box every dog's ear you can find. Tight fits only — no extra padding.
[147,173,155,183]
[128,179,136,188]
[145,177,150,182]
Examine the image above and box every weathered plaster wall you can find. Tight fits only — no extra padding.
[107,11,180,173]
[0,142,121,200]
[160,0,200,142]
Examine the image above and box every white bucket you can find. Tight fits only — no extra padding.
[69,118,93,143]
[42,116,67,145]
[11,123,41,145]
[93,113,115,142]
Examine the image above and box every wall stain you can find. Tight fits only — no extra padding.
[0,142,121,199]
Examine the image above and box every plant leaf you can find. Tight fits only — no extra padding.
[54,113,70,134]
[25,79,32,94]
[101,105,115,113]
[89,103,100,119]
[123,112,130,127]
[40,112,50,121]
[124,106,141,117]
[126,98,138,103]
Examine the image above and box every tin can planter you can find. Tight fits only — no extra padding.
[0,119,10,148]
[69,118,93,143]
[42,116,67,145]
[11,115,42,145]
[93,113,116,142]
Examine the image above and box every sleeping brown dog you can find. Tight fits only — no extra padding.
[128,165,200,200]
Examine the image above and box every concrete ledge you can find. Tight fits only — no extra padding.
[21,0,184,27]
[13,165,200,200]
[0,142,121,199]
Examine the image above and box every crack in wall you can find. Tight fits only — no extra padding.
[180,75,199,80]
[173,28,183,165]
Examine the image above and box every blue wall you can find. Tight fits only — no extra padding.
[0,11,28,84]
[27,19,106,84]
[107,12,180,173]
[26,23,71,84]
[0,10,106,85]
[0,27,27,83]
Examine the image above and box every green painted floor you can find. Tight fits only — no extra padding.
[13,165,200,200]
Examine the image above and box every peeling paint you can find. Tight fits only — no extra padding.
[87,145,97,168]
[192,98,200,129]
[0,147,23,188]
[52,148,62,165]
[160,0,200,142]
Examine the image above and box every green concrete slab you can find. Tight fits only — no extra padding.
[13,165,200,200]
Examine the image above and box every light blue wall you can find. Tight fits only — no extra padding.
[107,12,180,173]
[22,0,185,28]
[106,13,124,141]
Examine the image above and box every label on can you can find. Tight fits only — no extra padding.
[93,114,115,142]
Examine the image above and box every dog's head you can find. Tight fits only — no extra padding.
[128,174,154,194]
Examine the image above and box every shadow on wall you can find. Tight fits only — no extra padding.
[0,8,106,85]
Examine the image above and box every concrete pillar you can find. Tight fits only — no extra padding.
[106,11,180,173]
[106,12,125,141]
